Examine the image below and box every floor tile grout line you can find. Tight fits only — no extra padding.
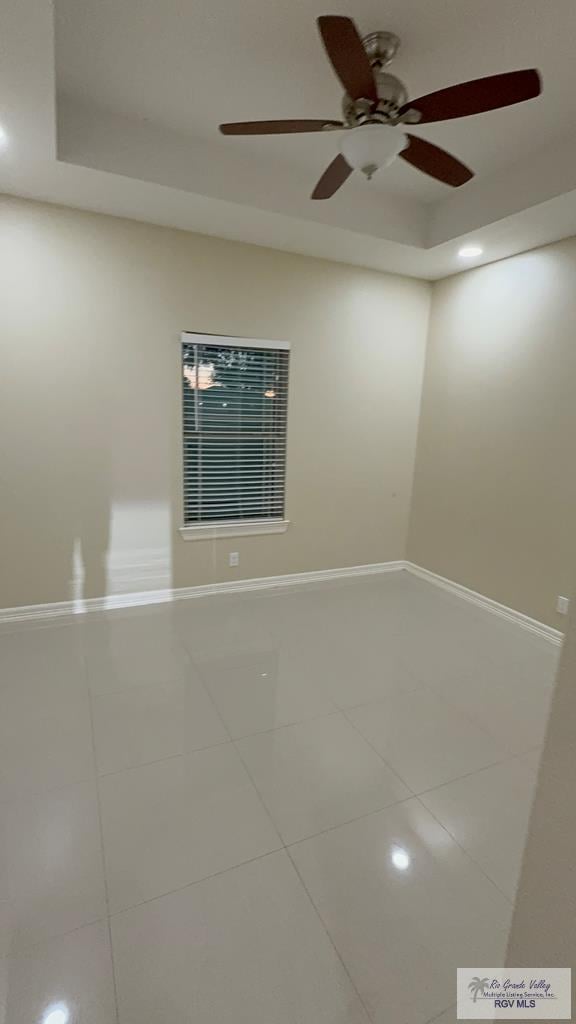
[420,672,553,751]
[0,914,111,962]
[414,747,541,797]
[512,746,543,773]
[337,680,426,715]
[173,645,297,891]
[282,792,417,850]
[342,705,540,802]
[197,703,343,743]
[35,698,520,924]
[102,791,424,925]
[87,635,288,940]
[0,771,98,809]
[412,792,516,907]
[341,707,418,797]
[343,700,534,902]
[284,844,377,1022]
[231,712,422,852]
[231,735,287,850]
[84,618,236,776]
[0,698,534,804]
[104,793,417,923]
[272,709,522,905]
[85,704,347,782]
[180,625,290,851]
[0,849,294,958]
[179,640,235,744]
[80,641,121,1024]
[105,846,283,919]
[94,740,230,780]
[3,762,513,960]
[424,1004,457,1024]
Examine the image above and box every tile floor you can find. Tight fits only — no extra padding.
[0,571,559,1023]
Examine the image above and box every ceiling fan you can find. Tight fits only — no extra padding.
[219,15,541,199]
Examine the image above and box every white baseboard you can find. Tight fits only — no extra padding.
[0,557,564,648]
[0,560,405,625]
[405,562,564,646]
[70,546,172,601]
[171,560,406,603]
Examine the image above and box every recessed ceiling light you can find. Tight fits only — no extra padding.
[391,846,411,871]
[458,244,483,259]
[42,1004,70,1024]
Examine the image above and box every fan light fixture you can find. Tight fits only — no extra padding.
[339,125,407,180]
[458,244,483,259]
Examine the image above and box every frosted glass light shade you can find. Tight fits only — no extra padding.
[339,125,408,179]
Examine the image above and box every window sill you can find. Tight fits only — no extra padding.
[179,519,290,541]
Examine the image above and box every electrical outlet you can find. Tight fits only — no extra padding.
[556,596,570,615]
[229,551,239,567]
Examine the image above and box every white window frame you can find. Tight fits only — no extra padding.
[179,333,290,541]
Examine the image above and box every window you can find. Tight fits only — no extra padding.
[180,333,290,539]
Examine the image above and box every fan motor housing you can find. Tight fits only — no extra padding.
[341,31,408,126]
[342,72,408,126]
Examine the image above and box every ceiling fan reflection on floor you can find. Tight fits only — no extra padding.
[219,15,542,199]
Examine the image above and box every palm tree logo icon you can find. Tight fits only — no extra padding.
[468,977,490,1003]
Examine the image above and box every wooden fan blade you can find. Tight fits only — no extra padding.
[317,16,377,102]
[219,119,343,135]
[400,69,541,123]
[401,134,474,187]
[311,154,353,200]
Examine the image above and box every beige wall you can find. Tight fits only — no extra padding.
[0,196,430,608]
[507,573,576,970]
[5,196,575,623]
[408,240,576,629]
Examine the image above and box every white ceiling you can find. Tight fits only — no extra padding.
[3,0,576,278]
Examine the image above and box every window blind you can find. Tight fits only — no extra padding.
[182,336,289,526]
